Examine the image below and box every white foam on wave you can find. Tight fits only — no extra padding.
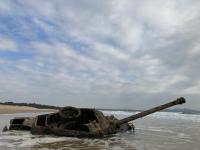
[103,110,200,122]
[0,131,74,148]
[103,110,138,116]
[0,131,135,149]
[17,136,69,148]
[137,127,175,134]
[151,112,200,122]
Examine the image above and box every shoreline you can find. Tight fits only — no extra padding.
[0,104,58,114]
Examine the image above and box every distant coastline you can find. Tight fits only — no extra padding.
[99,108,200,115]
[0,102,59,114]
[0,102,59,110]
[0,105,57,114]
[0,101,199,115]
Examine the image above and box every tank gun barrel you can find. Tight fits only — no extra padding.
[117,97,186,126]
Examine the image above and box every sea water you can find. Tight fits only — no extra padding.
[0,111,199,150]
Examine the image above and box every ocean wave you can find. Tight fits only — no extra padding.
[103,111,200,122]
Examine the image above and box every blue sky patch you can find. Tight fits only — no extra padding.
[0,51,33,61]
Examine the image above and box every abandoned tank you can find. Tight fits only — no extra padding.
[5,97,186,138]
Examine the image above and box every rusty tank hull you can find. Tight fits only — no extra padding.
[5,97,186,138]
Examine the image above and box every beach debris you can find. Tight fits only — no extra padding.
[5,97,186,138]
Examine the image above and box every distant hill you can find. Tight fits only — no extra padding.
[164,108,200,114]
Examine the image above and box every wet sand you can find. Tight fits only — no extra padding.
[0,105,57,114]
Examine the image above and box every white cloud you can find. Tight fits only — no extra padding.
[0,58,10,64]
[0,37,17,51]
[0,1,10,13]
[0,0,200,109]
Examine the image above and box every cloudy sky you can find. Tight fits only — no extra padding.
[0,0,200,110]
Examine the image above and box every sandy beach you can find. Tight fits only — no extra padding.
[0,105,57,114]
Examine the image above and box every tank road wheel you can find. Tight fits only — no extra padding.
[59,106,81,120]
